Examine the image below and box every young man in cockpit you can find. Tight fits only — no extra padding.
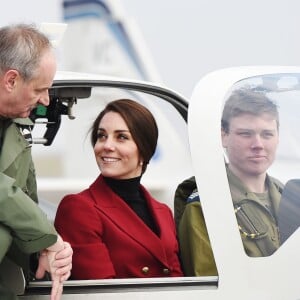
[174,89,283,276]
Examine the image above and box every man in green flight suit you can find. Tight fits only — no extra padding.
[0,24,73,300]
[174,89,283,276]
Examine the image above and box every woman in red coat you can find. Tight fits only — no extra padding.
[54,99,183,279]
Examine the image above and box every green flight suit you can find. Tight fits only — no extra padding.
[0,118,58,299]
[174,166,283,277]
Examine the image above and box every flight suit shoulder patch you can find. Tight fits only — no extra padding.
[186,190,200,204]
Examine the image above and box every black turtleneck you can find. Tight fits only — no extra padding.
[103,176,157,234]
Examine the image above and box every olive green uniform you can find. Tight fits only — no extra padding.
[0,118,58,299]
[174,166,283,276]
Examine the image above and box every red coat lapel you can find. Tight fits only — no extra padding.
[89,175,171,266]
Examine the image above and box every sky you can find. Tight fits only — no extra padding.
[2,0,300,98]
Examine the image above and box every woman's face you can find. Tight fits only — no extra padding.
[94,111,143,179]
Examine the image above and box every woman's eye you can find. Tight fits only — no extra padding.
[97,133,106,140]
[118,134,129,140]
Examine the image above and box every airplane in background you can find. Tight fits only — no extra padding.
[60,0,161,81]
[2,65,299,300]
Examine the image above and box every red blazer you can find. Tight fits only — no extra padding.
[54,175,183,279]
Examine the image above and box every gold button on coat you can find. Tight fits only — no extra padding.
[142,266,149,274]
[163,268,170,275]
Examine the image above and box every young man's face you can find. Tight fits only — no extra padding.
[222,113,279,179]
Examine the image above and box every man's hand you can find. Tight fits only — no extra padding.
[36,250,63,300]
[52,242,73,282]
[35,238,73,300]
